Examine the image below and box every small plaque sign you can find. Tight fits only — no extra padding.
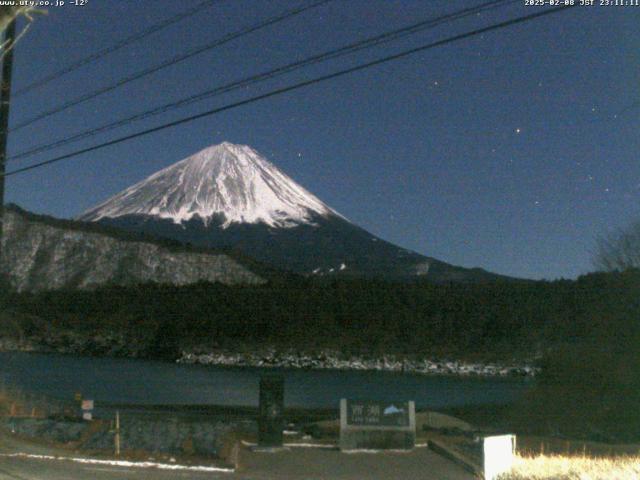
[82,412,93,421]
[340,399,415,451]
[81,399,94,411]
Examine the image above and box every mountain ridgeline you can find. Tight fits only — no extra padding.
[0,205,267,292]
[78,142,505,282]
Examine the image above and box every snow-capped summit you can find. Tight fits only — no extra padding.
[79,142,341,228]
[79,142,506,282]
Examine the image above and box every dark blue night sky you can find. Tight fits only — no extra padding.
[5,0,640,280]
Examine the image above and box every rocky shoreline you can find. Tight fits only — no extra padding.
[178,349,538,377]
[0,337,538,377]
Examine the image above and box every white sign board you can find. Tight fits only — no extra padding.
[483,434,516,480]
[81,399,94,411]
[82,412,93,421]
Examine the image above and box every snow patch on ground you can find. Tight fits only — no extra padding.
[0,453,234,473]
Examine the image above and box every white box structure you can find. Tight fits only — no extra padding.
[483,434,516,480]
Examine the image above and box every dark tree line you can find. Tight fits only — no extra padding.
[2,270,638,362]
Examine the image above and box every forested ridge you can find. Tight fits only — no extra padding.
[2,269,637,362]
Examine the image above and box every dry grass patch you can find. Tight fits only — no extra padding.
[499,453,640,480]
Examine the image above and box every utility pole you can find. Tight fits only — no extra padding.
[0,19,15,268]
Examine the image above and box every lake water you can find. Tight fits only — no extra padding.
[0,352,532,409]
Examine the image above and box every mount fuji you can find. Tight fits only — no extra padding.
[79,142,500,281]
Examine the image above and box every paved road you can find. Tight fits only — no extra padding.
[0,450,473,480]
[0,432,473,480]
[236,446,474,480]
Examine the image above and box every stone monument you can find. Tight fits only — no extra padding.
[258,374,285,448]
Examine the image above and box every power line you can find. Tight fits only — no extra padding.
[4,5,576,178]
[10,0,334,132]
[10,0,518,162]
[14,0,221,97]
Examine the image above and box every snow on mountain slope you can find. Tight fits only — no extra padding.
[79,142,342,228]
